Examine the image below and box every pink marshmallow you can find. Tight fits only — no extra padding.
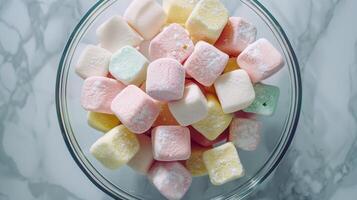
[149,23,194,63]
[229,118,261,151]
[127,134,154,174]
[111,85,160,134]
[81,76,125,114]
[184,41,229,86]
[237,38,284,83]
[146,58,185,101]
[152,126,191,161]
[215,17,257,57]
[148,162,192,200]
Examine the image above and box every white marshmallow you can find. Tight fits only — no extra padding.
[214,69,255,113]
[124,0,167,40]
[96,16,143,52]
[168,83,208,126]
[75,45,111,79]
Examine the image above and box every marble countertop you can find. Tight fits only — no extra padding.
[0,0,356,199]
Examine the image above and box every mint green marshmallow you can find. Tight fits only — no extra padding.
[109,46,149,86]
[244,83,280,116]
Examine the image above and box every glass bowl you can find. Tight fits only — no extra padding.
[56,0,301,199]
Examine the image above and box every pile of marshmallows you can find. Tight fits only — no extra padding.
[76,0,283,199]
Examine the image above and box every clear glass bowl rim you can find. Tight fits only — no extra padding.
[55,0,302,199]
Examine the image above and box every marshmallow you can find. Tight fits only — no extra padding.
[192,94,233,140]
[152,126,191,161]
[185,0,229,44]
[96,16,143,52]
[237,38,284,83]
[184,41,229,86]
[124,0,167,40]
[109,46,149,86]
[81,76,125,114]
[149,23,194,63]
[148,162,192,200]
[189,126,228,147]
[214,70,255,113]
[111,85,160,134]
[215,17,257,56]
[223,57,239,74]
[229,118,260,151]
[75,45,111,79]
[146,58,185,101]
[244,83,280,116]
[87,112,121,133]
[90,125,139,169]
[168,83,208,126]
[163,0,200,24]
[138,39,152,60]
[127,134,154,174]
[185,145,209,176]
[203,142,244,185]
[153,103,179,127]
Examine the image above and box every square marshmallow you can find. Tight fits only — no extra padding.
[124,0,167,40]
[244,83,280,116]
[75,45,111,79]
[214,69,255,113]
[111,85,160,134]
[152,126,191,161]
[90,125,139,169]
[215,17,257,56]
[163,0,199,24]
[185,0,229,44]
[184,41,229,86]
[229,118,261,151]
[168,83,208,126]
[203,142,244,185]
[146,58,185,101]
[192,94,233,141]
[109,46,149,86]
[96,16,143,52]
[87,112,120,133]
[127,134,154,174]
[149,23,194,63]
[185,145,209,177]
[237,38,284,83]
[148,162,192,200]
[81,76,126,114]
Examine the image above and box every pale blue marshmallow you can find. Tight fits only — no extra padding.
[109,46,149,86]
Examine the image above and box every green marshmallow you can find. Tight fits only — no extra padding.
[244,83,280,116]
[109,46,148,86]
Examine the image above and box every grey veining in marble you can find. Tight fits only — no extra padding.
[0,0,356,199]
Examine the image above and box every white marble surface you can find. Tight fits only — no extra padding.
[0,0,356,199]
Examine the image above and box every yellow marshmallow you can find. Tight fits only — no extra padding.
[185,145,209,176]
[192,94,233,140]
[185,0,229,44]
[203,142,244,185]
[223,57,240,73]
[87,112,121,133]
[90,125,139,169]
[163,0,200,24]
